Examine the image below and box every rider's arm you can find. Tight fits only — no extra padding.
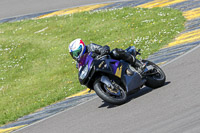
[87,43,110,55]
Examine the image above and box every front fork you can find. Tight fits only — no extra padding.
[100,76,114,89]
[100,76,121,96]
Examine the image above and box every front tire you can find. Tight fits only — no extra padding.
[93,79,127,105]
[142,60,166,89]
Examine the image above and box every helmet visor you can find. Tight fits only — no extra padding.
[70,45,82,59]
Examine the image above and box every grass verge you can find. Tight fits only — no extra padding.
[0,7,185,125]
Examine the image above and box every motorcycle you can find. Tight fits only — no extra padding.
[78,47,166,105]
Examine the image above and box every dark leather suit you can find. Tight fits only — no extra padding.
[86,43,136,66]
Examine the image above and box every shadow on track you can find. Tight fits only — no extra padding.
[98,81,171,108]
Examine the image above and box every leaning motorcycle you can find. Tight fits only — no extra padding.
[78,48,166,105]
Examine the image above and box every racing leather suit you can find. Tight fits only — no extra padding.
[86,43,136,66]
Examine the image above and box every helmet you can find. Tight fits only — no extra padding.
[68,39,86,61]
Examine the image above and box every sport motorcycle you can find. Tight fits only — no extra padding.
[78,48,166,105]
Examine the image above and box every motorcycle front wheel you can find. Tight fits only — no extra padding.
[93,78,127,105]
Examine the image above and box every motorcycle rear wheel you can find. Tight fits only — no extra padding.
[93,79,127,105]
[142,60,166,89]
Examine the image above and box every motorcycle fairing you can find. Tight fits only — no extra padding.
[78,52,145,93]
[97,59,145,94]
[119,61,146,94]
[78,52,93,69]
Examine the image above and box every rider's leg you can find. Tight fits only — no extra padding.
[110,48,136,66]
[125,47,144,70]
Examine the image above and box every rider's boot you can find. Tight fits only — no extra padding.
[126,54,136,66]
[125,55,143,73]
[134,60,145,73]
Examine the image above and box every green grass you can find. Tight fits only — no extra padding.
[0,7,185,125]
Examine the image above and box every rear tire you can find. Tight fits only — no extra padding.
[93,79,127,105]
[142,60,166,89]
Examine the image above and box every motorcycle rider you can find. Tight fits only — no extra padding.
[68,38,140,69]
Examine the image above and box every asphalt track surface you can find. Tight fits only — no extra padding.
[16,45,200,132]
[0,0,125,20]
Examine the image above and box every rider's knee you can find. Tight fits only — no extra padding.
[110,48,121,59]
